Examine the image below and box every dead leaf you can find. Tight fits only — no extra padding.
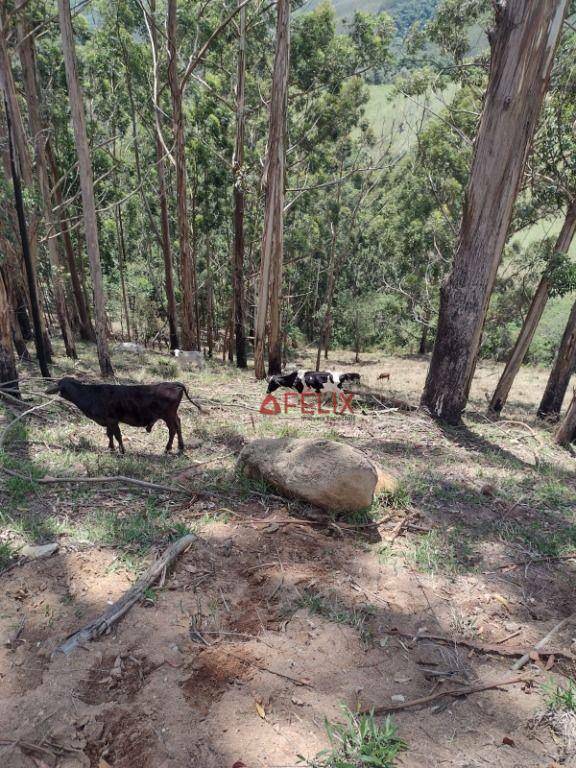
[529,650,540,662]
[545,654,555,670]
[255,701,266,719]
[98,760,112,768]
[31,759,52,768]
[502,736,515,747]
[493,593,511,612]
[232,762,248,768]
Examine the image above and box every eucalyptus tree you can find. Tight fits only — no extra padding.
[57,0,114,377]
[421,0,570,424]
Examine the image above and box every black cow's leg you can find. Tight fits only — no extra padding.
[164,419,176,452]
[106,426,115,452]
[113,424,125,454]
[176,415,185,452]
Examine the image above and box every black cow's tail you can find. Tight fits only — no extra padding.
[180,384,209,414]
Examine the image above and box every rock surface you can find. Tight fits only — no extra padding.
[20,542,59,560]
[237,437,397,512]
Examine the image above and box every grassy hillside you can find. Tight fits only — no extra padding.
[303,0,439,31]
[362,82,458,152]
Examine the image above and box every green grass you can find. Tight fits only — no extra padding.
[148,359,179,379]
[361,82,458,152]
[299,590,375,642]
[0,540,16,571]
[492,518,576,558]
[299,705,406,768]
[74,500,191,553]
[543,679,576,713]
[408,528,476,575]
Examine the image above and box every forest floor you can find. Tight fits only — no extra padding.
[2,344,576,768]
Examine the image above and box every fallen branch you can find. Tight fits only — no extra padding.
[221,649,311,687]
[53,533,197,656]
[489,552,576,571]
[512,613,576,671]
[0,398,57,450]
[0,388,27,407]
[1,467,189,495]
[387,509,419,542]
[385,629,574,662]
[353,389,417,412]
[202,397,262,412]
[362,673,532,715]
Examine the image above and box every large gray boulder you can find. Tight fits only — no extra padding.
[238,438,397,513]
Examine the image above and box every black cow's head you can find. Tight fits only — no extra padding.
[266,370,299,394]
[340,372,361,384]
[45,376,78,399]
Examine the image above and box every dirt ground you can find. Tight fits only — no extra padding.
[2,345,576,768]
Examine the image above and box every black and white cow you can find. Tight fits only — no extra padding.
[266,370,360,395]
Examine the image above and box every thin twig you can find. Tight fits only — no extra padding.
[512,613,576,670]
[0,398,57,450]
[362,674,532,715]
[385,629,574,661]
[0,467,190,495]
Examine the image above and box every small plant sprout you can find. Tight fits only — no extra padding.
[299,705,407,768]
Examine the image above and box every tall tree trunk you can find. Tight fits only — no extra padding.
[115,206,131,341]
[0,19,52,362]
[17,16,77,359]
[146,0,178,351]
[206,246,214,358]
[488,202,576,418]
[0,253,29,361]
[155,132,179,350]
[538,299,576,420]
[555,390,576,447]
[316,169,343,371]
[4,97,51,378]
[45,139,94,341]
[420,0,569,424]
[253,0,289,379]
[167,0,198,350]
[232,0,247,368]
[419,323,429,355]
[57,0,114,377]
[0,271,19,397]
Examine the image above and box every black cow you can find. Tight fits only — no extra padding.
[266,370,360,395]
[45,377,203,453]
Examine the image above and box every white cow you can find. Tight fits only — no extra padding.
[173,349,205,370]
[115,341,146,356]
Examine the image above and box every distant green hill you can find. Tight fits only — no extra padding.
[303,0,439,32]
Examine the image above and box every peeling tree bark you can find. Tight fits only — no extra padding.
[488,202,576,418]
[17,17,77,359]
[167,0,199,350]
[232,0,247,369]
[0,271,19,397]
[45,137,95,341]
[4,97,51,378]
[0,18,52,362]
[555,390,576,446]
[57,0,113,377]
[254,0,289,379]
[538,299,576,420]
[421,0,569,424]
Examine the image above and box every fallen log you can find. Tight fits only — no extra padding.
[53,533,197,656]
